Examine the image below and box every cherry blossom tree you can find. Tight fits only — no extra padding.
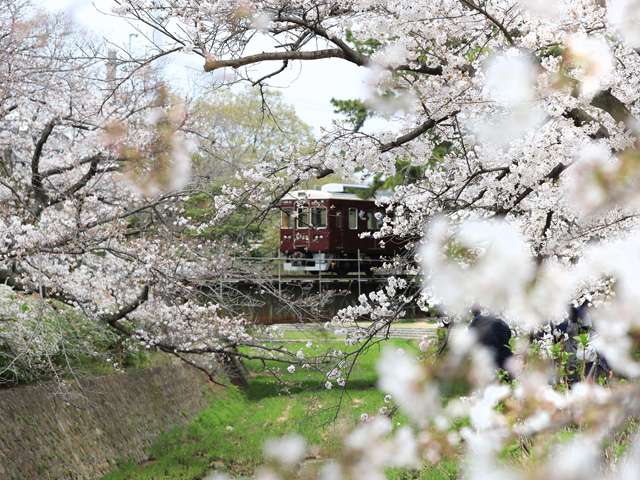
[112,0,640,478]
[0,0,334,393]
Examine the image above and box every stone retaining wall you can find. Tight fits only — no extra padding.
[0,363,220,479]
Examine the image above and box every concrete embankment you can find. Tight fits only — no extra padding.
[0,363,219,480]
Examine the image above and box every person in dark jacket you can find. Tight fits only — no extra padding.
[555,306,582,386]
[469,307,514,380]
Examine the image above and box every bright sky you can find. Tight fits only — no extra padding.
[36,0,377,134]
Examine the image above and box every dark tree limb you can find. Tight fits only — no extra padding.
[0,269,24,292]
[100,285,149,331]
[380,112,457,153]
[41,153,108,178]
[493,162,567,217]
[251,60,289,85]
[590,89,636,130]
[204,49,347,71]
[459,0,515,45]
[31,119,58,206]
[159,348,230,387]
[564,108,609,139]
[1,147,13,176]
[56,155,101,200]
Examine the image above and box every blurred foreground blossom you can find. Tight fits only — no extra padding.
[566,145,640,217]
[106,92,194,197]
[516,0,571,21]
[475,51,543,146]
[420,218,534,316]
[263,435,306,466]
[564,144,619,216]
[609,0,640,47]
[377,347,439,426]
[483,52,538,107]
[565,35,614,97]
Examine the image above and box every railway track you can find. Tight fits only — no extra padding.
[216,273,410,284]
[268,322,438,339]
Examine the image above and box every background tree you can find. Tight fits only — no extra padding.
[183,86,320,253]
[191,86,314,181]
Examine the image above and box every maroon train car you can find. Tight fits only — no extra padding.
[279,183,406,273]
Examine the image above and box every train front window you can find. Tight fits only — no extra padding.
[281,209,293,229]
[310,207,327,228]
[336,210,342,229]
[297,208,309,228]
[348,208,357,229]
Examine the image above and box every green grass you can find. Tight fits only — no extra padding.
[101,338,458,480]
[387,459,459,479]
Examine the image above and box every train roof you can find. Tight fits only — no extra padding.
[282,183,392,202]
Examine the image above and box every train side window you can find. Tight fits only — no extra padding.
[348,208,358,229]
[336,210,342,229]
[367,209,377,230]
[366,209,384,230]
[311,207,327,228]
[281,209,293,229]
[297,208,309,228]
[376,209,384,229]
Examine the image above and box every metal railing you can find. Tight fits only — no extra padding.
[225,251,407,295]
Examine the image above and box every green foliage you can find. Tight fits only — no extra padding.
[560,351,573,367]
[182,190,262,245]
[386,460,459,480]
[574,333,590,379]
[574,333,590,346]
[464,45,492,62]
[354,139,454,199]
[345,28,385,56]
[330,98,372,132]
[549,342,562,360]
[191,86,314,181]
[538,44,564,59]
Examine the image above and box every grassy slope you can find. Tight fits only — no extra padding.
[101,336,458,480]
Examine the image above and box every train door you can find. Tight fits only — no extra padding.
[334,204,344,249]
[347,206,360,251]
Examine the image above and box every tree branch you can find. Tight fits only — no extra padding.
[158,348,230,387]
[251,60,289,85]
[590,89,636,131]
[459,0,515,45]
[0,103,17,119]
[564,108,609,139]
[100,285,149,330]
[40,153,108,178]
[204,49,346,72]
[493,162,567,217]
[56,155,101,200]
[205,12,444,78]
[380,112,456,153]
